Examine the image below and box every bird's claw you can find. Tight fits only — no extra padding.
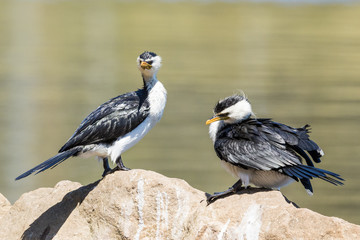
[119,166,131,171]
[205,191,233,205]
[102,166,131,177]
[204,186,245,205]
[205,193,218,205]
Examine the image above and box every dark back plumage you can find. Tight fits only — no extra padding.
[214,118,343,188]
[59,88,150,152]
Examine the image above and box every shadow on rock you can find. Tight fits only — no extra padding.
[21,179,101,240]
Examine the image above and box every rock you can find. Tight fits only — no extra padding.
[0,193,11,220]
[0,169,359,240]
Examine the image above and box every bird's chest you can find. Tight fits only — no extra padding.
[147,81,167,121]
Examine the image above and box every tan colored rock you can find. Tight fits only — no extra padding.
[0,169,359,240]
[0,193,11,220]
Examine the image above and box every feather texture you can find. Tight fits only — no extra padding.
[213,118,344,192]
[59,89,150,152]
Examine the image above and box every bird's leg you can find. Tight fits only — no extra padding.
[206,179,243,205]
[115,155,131,171]
[213,179,243,194]
[102,156,130,177]
[102,157,112,177]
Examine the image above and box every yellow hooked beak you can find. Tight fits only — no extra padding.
[205,115,229,125]
[140,61,152,70]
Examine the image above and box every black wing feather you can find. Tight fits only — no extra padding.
[215,119,302,170]
[214,118,343,186]
[215,119,324,169]
[59,89,150,152]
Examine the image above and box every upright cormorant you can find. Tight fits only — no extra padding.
[16,51,167,180]
[205,94,343,204]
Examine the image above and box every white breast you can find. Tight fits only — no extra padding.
[109,80,167,162]
[147,80,167,120]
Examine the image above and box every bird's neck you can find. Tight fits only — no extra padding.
[142,74,158,91]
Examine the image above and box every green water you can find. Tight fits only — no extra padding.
[0,1,359,224]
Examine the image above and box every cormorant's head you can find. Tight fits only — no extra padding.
[137,51,162,81]
[206,94,253,125]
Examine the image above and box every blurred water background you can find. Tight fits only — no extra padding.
[0,0,359,224]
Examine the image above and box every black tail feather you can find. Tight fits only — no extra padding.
[300,178,313,194]
[308,150,322,163]
[15,147,82,180]
[292,145,315,167]
[317,174,344,186]
[282,164,344,189]
[283,167,309,180]
[294,166,315,179]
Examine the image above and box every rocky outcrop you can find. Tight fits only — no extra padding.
[0,169,359,240]
[0,193,11,221]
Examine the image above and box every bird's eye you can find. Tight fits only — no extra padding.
[217,113,228,117]
[147,60,153,65]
